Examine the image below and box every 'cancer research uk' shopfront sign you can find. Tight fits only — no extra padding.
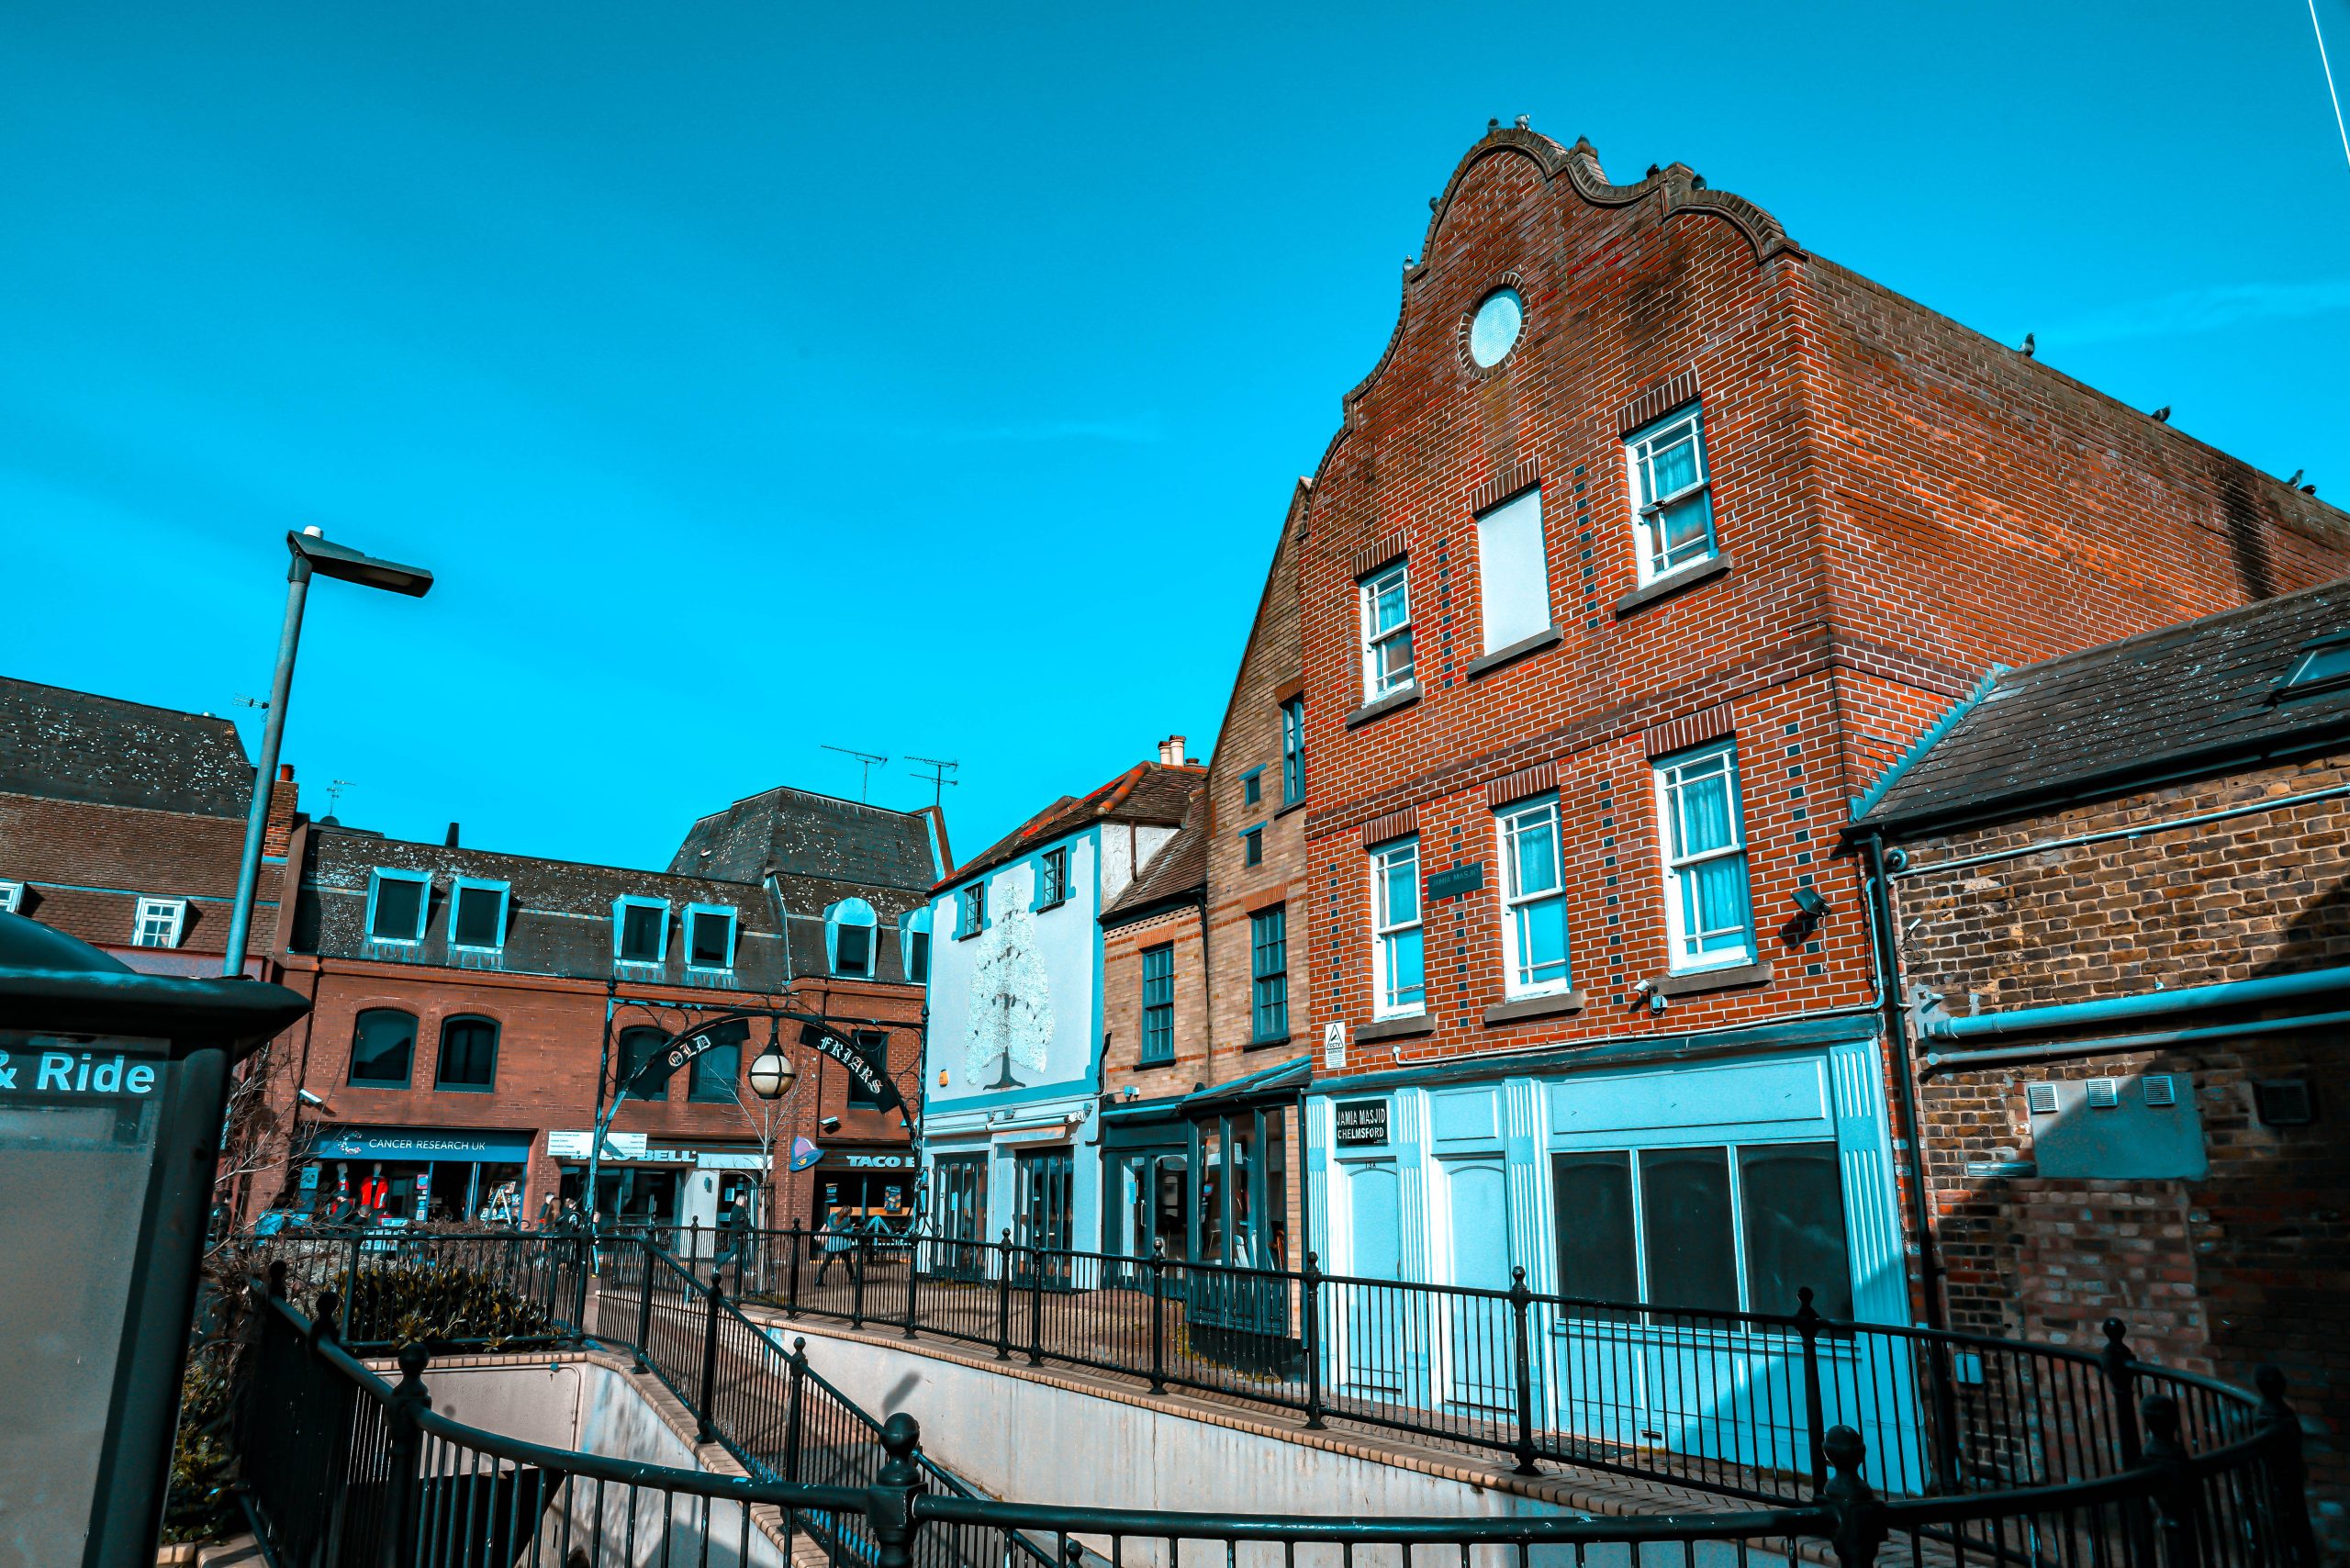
[311,1126,534,1162]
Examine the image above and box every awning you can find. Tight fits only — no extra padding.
[1102,1055,1312,1124]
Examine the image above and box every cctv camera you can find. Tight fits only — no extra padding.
[297,1088,330,1109]
[1791,887,1831,920]
[820,1115,841,1134]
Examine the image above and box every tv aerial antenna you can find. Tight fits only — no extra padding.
[325,779,355,817]
[907,755,960,809]
[821,745,889,801]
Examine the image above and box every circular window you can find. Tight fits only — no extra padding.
[1467,287,1524,368]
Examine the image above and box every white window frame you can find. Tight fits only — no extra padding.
[1037,847,1069,909]
[1359,562,1416,701]
[1654,741,1754,973]
[611,895,670,965]
[682,902,739,974]
[131,895,189,949]
[364,868,431,945]
[1370,835,1425,1019]
[1625,406,1718,585]
[1495,797,1572,998]
[448,877,511,954]
[0,879,22,914]
[1281,697,1306,804]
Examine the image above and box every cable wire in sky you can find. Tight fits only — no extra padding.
[2313,0,2350,174]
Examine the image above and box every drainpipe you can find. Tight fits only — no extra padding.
[1920,1005,2350,1078]
[1917,963,2350,1042]
[1864,832,1946,1332]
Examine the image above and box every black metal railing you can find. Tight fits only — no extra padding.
[239,1227,591,1349]
[728,1224,2322,1528]
[238,1261,2320,1568]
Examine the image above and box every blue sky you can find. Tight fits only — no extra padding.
[6,2,2347,871]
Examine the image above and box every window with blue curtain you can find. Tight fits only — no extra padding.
[1140,945,1175,1064]
[1627,406,1718,583]
[1655,741,1752,970]
[1371,837,1425,1016]
[1496,797,1571,995]
[1250,906,1289,1042]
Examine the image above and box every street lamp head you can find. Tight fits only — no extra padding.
[287,528,435,598]
[748,1043,796,1101]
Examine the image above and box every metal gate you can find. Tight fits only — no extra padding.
[1014,1147,1074,1288]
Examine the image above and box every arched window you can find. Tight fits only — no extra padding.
[348,1008,418,1087]
[436,1015,500,1091]
[896,906,933,984]
[617,1025,670,1101]
[688,1019,750,1103]
[825,898,878,978]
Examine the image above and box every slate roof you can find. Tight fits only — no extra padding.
[0,678,255,817]
[671,786,939,891]
[1102,790,1208,925]
[294,828,793,990]
[1854,578,2350,834]
[944,762,1204,890]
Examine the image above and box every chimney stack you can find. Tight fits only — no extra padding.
[1158,735,1186,767]
[445,822,461,848]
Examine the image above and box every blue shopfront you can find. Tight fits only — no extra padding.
[303,1126,536,1225]
[1304,1017,1920,1478]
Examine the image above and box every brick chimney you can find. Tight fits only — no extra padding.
[263,764,299,857]
[1158,735,1186,767]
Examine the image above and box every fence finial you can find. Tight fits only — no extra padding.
[312,1289,341,1344]
[266,1259,287,1298]
[1820,1425,1886,1567]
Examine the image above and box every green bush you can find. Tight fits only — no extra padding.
[343,1254,555,1350]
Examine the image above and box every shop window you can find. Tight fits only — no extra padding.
[688,1021,747,1103]
[1655,740,1753,972]
[1250,905,1289,1044]
[617,1025,670,1100]
[131,895,189,948]
[1140,944,1175,1064]
[613,896,668,964]
[1040,846,1071,909]
[1550,1140,1850,1319]
[897,907,932,982]
[1496,796,1571,996]
[435,1015,499,1092]
[450,878,509,952]
[1371,835,1424,1017]
[366,868,431,944]
[1281,697,1305,804]
[1626,404,1717,584]
[825,897,878,977]
[1473,487,1550,653]
[1359,561,1415,700]
[845,1030,890,1108]
[684,903,737,972]
[347,1008,418,1088]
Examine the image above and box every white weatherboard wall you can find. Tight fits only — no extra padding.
[420,1361,785,1568]
[923,818,1178,1249]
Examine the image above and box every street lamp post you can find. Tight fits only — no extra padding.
[220,527,433,980]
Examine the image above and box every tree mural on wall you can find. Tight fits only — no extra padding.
[966,902,1053,1089]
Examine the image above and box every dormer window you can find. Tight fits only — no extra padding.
[2280,633,2350,697]
[132,896,189,948]
[684,903,738,972]
[365,869,430,944]
[826,898,878,978]
[898,907,933,982]
[449,878,509,953]
[613,896,669,964]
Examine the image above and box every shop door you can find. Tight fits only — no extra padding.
[1013,1147,1073,1287]
[1441,1159,1513,1409]
[1338,1161,1407,1394]
[931,1155,989,1281]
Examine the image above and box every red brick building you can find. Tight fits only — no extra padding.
[1268,123,2350,1380]
[0,678,297,977]
[254,785,945,1235]
[1852,580,2350,1542]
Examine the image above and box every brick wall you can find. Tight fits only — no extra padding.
[1889,756,2350,1540]
[1286,126,2350,1076]
[1102,906,1207,1095]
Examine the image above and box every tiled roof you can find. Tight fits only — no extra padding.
[1855,578,2350,834]
[943,762,1203,890]
[0,678,256,818]
[1102,790,1208,924]
[671,786,938,891]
